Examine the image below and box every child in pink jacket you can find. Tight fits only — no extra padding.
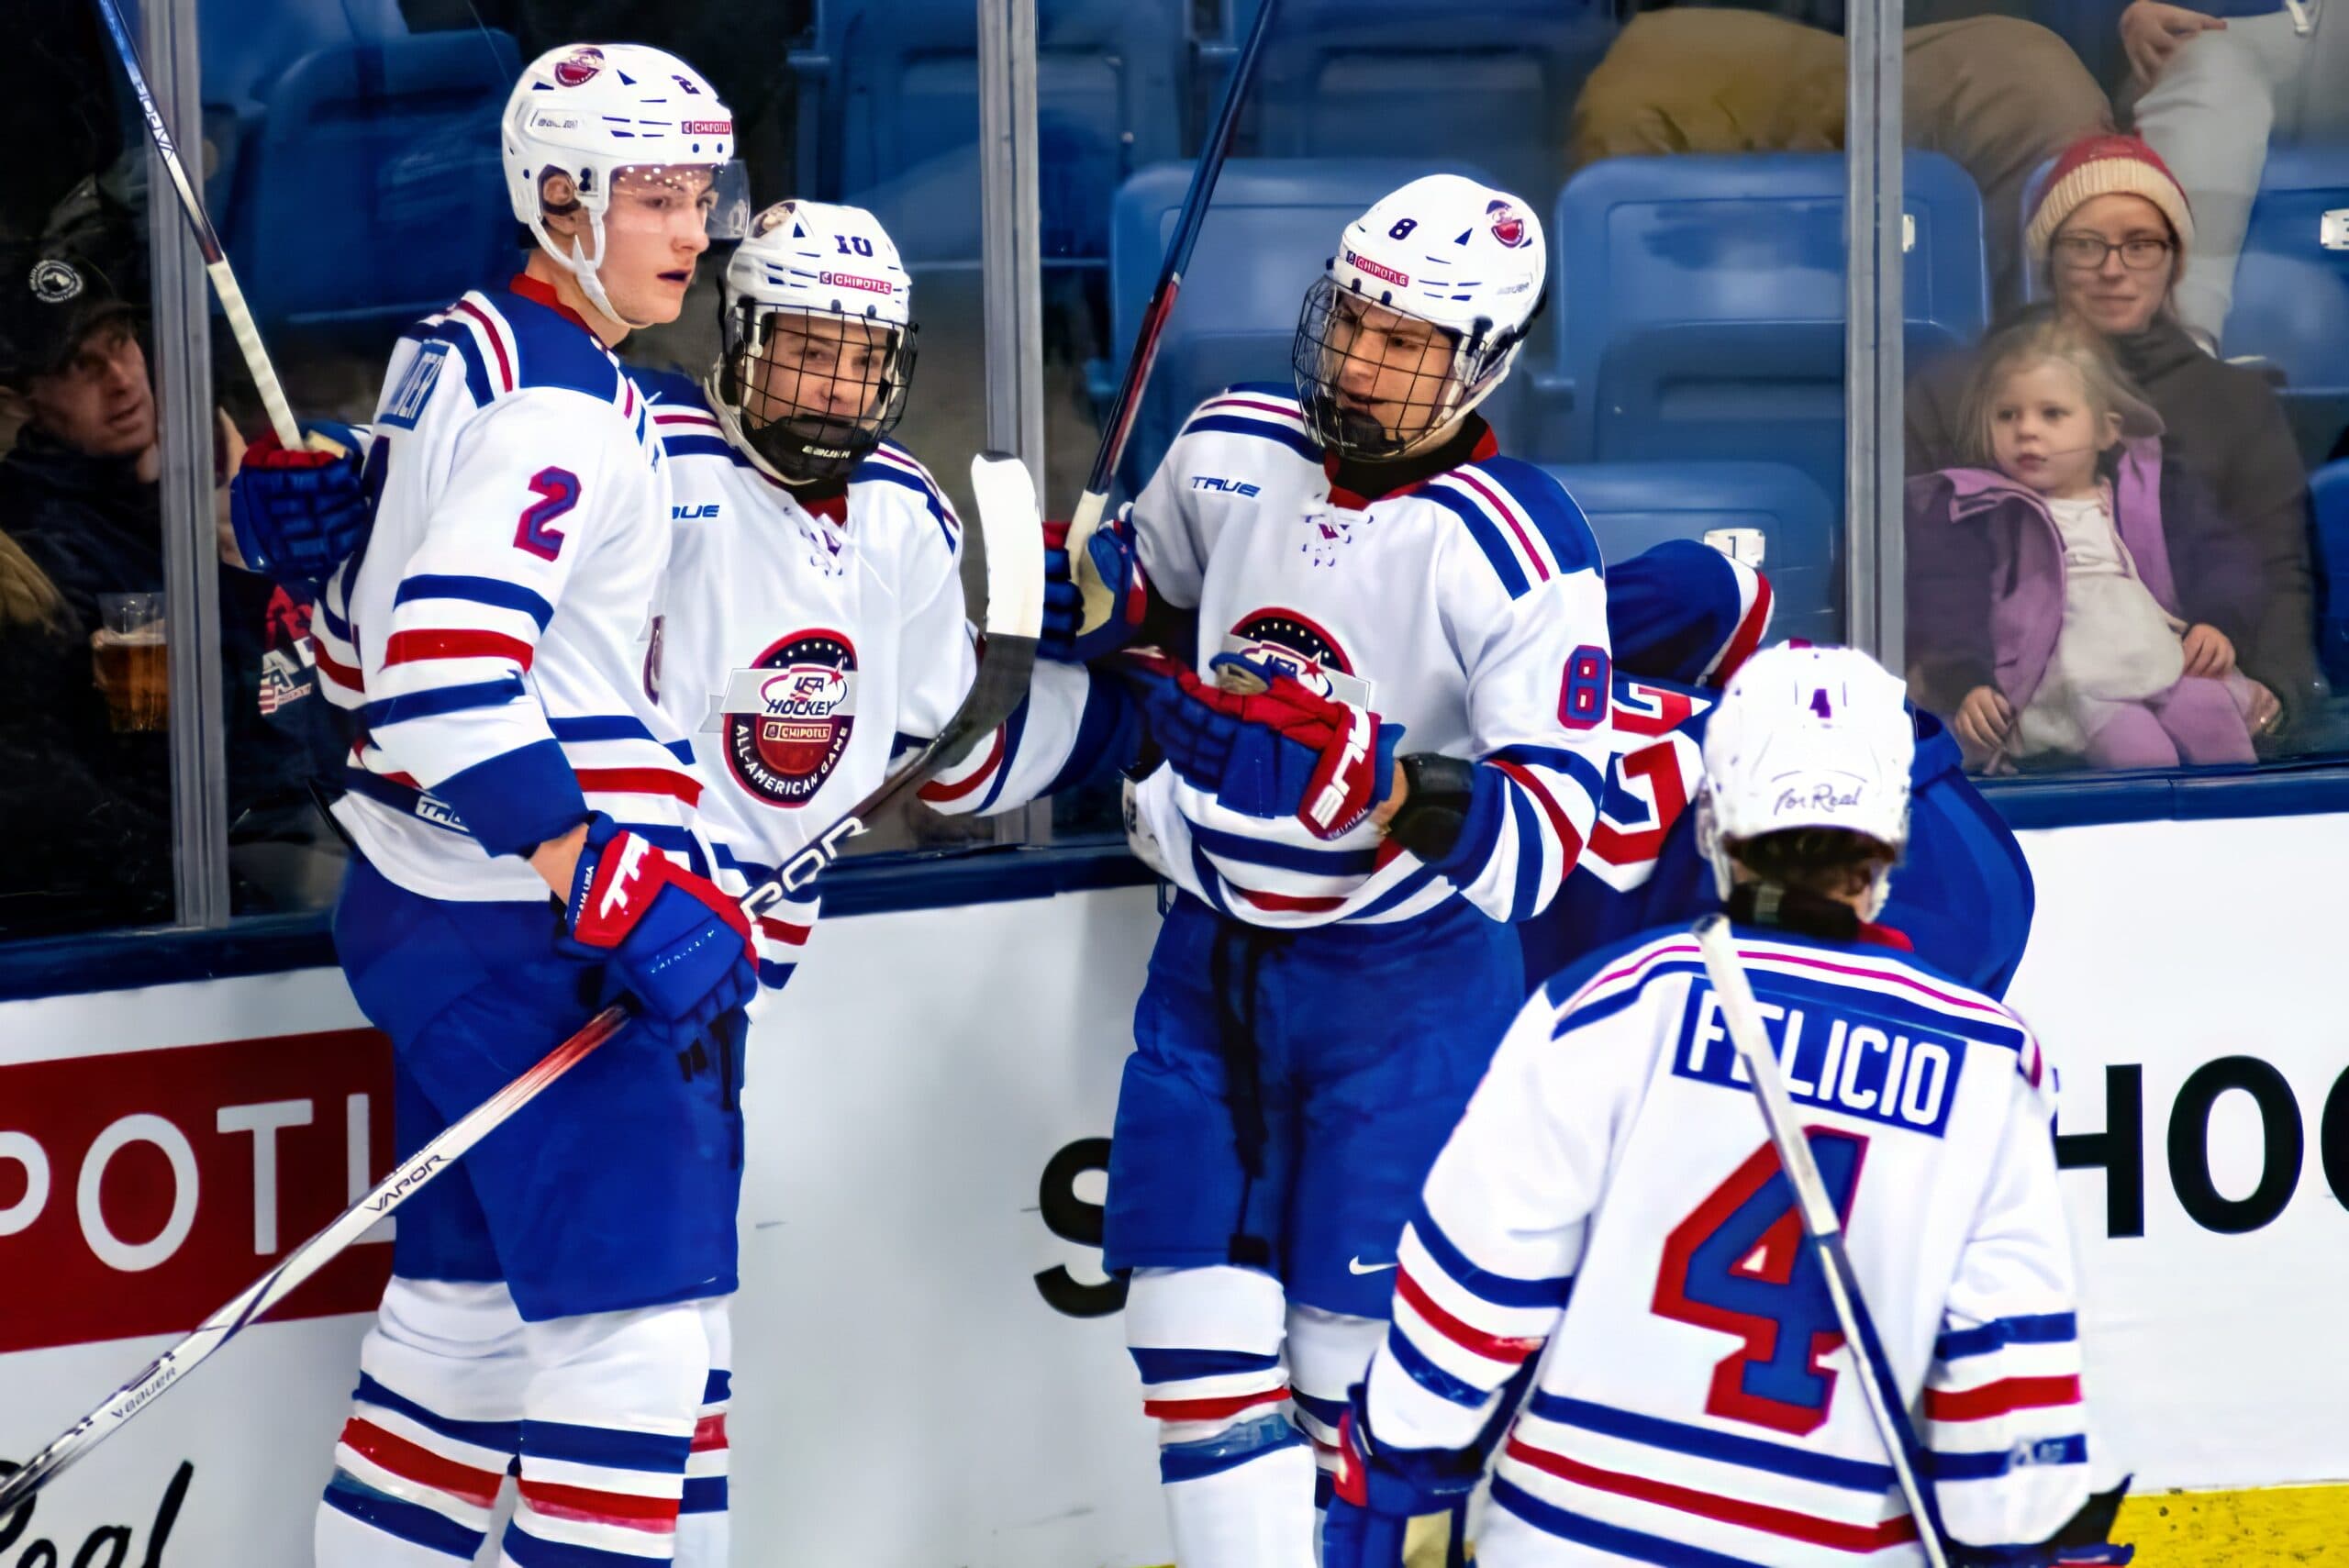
[1906,317,2265,772]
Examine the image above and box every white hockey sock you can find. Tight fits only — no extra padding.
[675,1296,732,1568]
[317,1278,528,1567]
[1128,1266,1318,1568]
[501,1299,712,1567]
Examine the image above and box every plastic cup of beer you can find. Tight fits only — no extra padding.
[94,592,168,732]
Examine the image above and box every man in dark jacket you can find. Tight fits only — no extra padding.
[0,231,346,926]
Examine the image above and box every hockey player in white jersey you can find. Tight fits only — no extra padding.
[1041,173,1616,1565]
[1326,644,2123,1568]
[637,198,1126,995]
[304,44,763,1568]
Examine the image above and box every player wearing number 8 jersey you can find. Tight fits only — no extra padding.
[1044,174,1615,1566]
[1329,646,2119,1568]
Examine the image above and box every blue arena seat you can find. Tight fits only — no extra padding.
[817,0,1183,267]
[1543,462,1841,646]
[1536,152,1989,502]
[2220,146,2349,462]
[1228,0,1611,210]
[2310,459,2349,689]
[226,26,521,338]
[1102,157,1501,489]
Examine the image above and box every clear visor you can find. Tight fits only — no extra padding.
[601,161,752,242]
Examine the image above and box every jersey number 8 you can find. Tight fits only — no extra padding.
[1652,1129,1868,1437]
[1558,645,1609,729]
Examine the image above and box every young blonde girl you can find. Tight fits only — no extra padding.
[1906,317,2266,772]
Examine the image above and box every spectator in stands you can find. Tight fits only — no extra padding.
[1908,315,2263,773]
[0,525,174,937]
[1909,132,2322,743]
[0,229,347,917]
[1568,0,2110,308]
[2122,0,2349,351]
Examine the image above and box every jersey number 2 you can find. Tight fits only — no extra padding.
[1652,1129,1868,1436]
[515,467,580,562]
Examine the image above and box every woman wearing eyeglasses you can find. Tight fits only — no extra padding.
[1908,133,2321,747]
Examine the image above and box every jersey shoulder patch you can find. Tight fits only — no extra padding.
[1424,455,1601,600]
[1174,384,1320,463]
[852,441,960,554]
[1539,924,1701,1028]
[486,286,626,404]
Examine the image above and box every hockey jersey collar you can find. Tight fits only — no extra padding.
[507,272,598,338]
[1323,414,1497,512]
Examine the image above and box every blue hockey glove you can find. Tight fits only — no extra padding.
[1121,650,1401,839]
[1323,1396,1480,1568]
[229,421,374,587]
[556,815,757,1050]
[1042,508,1149,662]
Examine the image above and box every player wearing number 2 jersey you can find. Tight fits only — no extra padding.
[1042,173,1615,1567]
[1328,646,2120,1568]
[305,46,762,1568]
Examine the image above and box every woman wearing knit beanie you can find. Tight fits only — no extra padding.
[1909,131,2322,744]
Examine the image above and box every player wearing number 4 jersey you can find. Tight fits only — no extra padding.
[305,45,761,1568]
[1328,645,2129,1568]
[1044,173,1615,1566]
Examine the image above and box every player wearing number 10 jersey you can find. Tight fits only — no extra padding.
[1329,646,2110,1568]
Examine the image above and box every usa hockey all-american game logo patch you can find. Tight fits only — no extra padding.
[707,629,859,807]
[1219,607,1373,708]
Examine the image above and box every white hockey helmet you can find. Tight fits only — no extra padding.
[1695,644,1915,915]
[1292,172,1548,460]
[502,43,750,327]
[707,200,917,486]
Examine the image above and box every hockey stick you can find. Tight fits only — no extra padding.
[1063,0,1281,634]
[90,0,301,447]
[1692,914,1956,1568]
[0,455,1041,1517]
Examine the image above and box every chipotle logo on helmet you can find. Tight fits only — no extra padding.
[552,46,605,87]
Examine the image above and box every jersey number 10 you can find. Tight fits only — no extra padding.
[1651,1129,1869,1437]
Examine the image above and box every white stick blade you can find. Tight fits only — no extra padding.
[968,452,1046,641]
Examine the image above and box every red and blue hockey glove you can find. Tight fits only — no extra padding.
[1041,509,1150,662]
[229,421,374,587]
[557,815,757,1050]
[1323,1398,1479,1568]
[1121,650,1401,840]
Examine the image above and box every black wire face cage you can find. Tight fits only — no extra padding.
[1291,274,1494,462]
[718,300,916,484]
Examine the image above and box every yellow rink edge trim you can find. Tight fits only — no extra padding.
[1133,1481,2349,1568]
[2116,1481,2349,1565]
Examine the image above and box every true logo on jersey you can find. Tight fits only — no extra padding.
[1191,475,1261,497]
[1675,986,1968,1139]
[710,629,858,807]
[1486,199,1531,250]
[1220,609,1372,708]
[673,503,722,519]
[552,46,604,87]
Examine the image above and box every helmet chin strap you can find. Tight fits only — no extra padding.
[538,212,658,334]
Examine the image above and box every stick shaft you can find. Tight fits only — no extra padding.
[1694,915,1954,1568]
[90,0,301,446]
[1064,0,1280,629]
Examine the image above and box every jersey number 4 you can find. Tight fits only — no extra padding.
[1651,1129,1868,1436]
[515,467,581,562]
